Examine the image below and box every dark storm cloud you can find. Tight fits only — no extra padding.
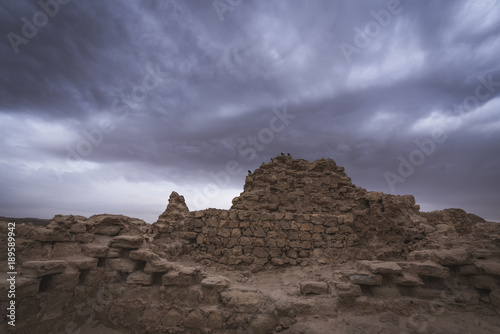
[1,0,499,222]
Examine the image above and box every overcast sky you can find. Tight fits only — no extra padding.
[1,0,499,223]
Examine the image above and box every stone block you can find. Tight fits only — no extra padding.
[201,275,229,290]
[109,258,139,273]
[81,244,109,258]
[250,315,278,334]
[300,281,329,295]
[458,265,479,276]
[144,260,176,273]
[184,309,205,328]
[392,272,424,287]
[252,247,268,258]
[126,271,153,285]
[32,228,72,242]
[471,275,499,290]
[227,237,238,248]
[271,258,285,266]
[162,265,202,286]
[265,238,277,247]
[23,260,67,278]
[339,225,354,234]
[218,228,231,238]
[313,225,325,233]
[335,282,362,298]
[268,248,282,258]
[69,224,87,234]
[109,235,143,249]
[106,247,121,258]
[350,273,382,286]
[254,238,265,247]
[365,261,403,275]
[164,309,183,327]
[401,261,450,278]
[299,232,311,240]
[408,248,470,266]
[276,239,287,248]
[184,232,197,240]
[66,257,98,270]
[75,233,94,243]
[129,249,161,262]
[240,237,253,246]
[474,260,500,276]
[471,250,500,260]
[207,312,224,329]
[193,210,204,218]
[95,224,121,236]
[325,227,339,234]
[299,223,312,231]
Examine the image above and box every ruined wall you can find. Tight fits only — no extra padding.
[151,155,429,268]
[1,155,499,333]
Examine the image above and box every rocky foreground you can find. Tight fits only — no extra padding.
[1,155,500,333]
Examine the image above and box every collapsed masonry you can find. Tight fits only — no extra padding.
[1,155,500,333]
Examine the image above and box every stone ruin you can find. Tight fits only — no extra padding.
[1,155,500,333]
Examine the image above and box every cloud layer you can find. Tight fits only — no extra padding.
[1,0,499,222]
